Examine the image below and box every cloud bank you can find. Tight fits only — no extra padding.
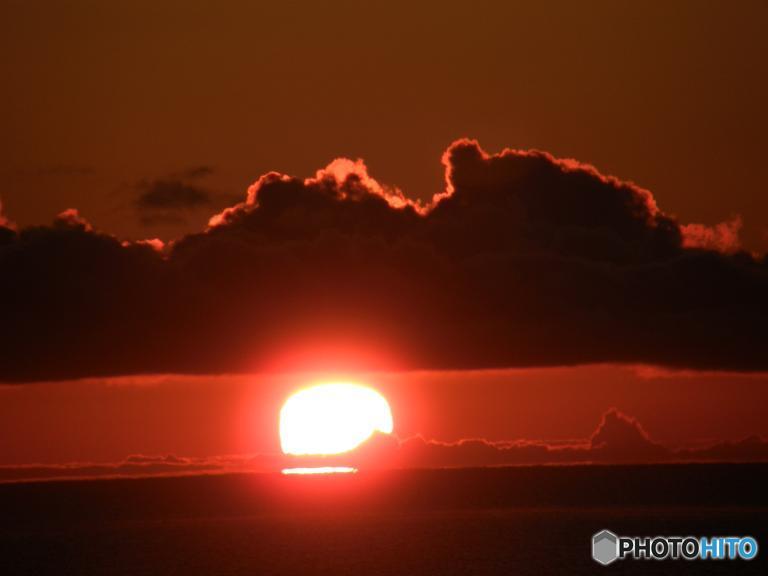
[3,409,766,483]
[1,140,766,381]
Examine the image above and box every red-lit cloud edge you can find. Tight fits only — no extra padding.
[2,409,765,483]
[1,138,767,381]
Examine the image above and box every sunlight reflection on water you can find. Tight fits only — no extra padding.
[281,466,357,475]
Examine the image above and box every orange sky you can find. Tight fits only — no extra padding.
[1,2,767,475]
[1,0,767,250]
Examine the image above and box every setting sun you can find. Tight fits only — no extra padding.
[279,383,393,456]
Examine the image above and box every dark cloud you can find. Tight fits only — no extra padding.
[325,408,768,469]
[1,140,767,381]
[3,409,766,483]
[676,434,768,462]
[392,408,768,469]
[588,409,667,461]
[343,408,669,469]
[135,178,213,210]
[133,167,240,226]
[0,455,228,483]
[0,453,285,483]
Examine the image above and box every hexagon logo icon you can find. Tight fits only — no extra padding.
[592,530,618,565]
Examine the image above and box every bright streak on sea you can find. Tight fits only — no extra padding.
[281,466,358,475]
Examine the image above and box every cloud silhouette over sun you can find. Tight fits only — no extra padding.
[0,140,766,381]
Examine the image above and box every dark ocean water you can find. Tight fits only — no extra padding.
[1,464,766,575]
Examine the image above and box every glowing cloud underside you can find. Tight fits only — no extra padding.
[279,383,393,456]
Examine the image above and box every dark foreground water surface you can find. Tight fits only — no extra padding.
[1,464,766,575]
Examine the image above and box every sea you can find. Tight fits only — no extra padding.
[1,463,766,575]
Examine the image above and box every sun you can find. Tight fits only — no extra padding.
[279,383,393,456]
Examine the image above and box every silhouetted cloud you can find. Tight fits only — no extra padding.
[589,409,667,461]
[133,166,219,226]
[3,409,765,483]
[339,408,766,469]
[0,452,287,483]
[135,179,213,210]
[370,408,669,469]
[676,435,768,462]
[1,140,767,381]
[0,455,226,483]
[133,167,241,226]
